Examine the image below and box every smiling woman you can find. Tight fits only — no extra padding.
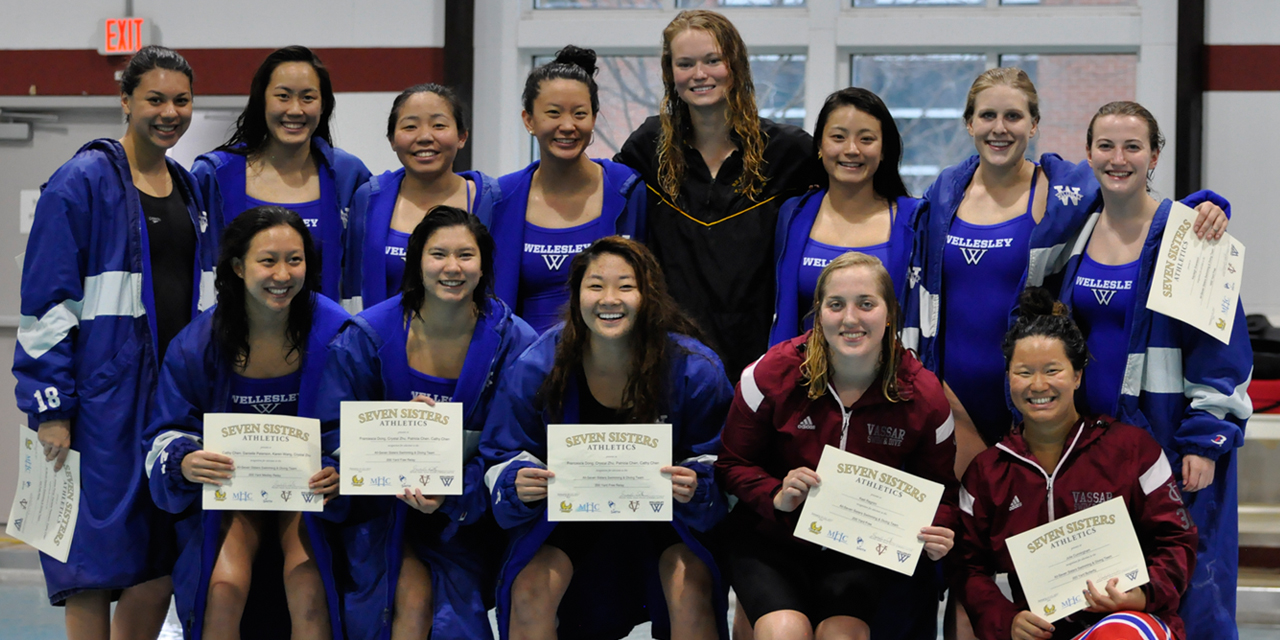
[193,45,371,303]
[486,46,648,335]
[13,45,220,640]
[481,236,734,640]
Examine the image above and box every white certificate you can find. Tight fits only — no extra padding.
[202,414,323,512]
[6,427,80,562]
[339,401,464,496]
[1146,201,1245,344]
[547,424,673,522]
[1006,497,1149,623]
[793,446,943,576]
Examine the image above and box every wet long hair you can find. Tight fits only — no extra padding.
[1002,287,1089,373]
[538,237,704,422]
[219,45,335,156]
[399,206,495,321]
[801,252,905,403]
[213,206,320,369]
[657,10,767,202]
[813,87,909,201]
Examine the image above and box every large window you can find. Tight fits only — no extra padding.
[531,53,805,160]
[852,52,1136,195]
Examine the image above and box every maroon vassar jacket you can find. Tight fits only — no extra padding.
[716,333,958,546]
[957,416,1198,640]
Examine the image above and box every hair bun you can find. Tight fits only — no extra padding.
[1017,287,1068,319]
[553,45,598,77]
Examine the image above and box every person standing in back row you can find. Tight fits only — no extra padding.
[616,9,822,381]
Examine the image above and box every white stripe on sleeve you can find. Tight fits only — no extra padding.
[1139,451,1173,495]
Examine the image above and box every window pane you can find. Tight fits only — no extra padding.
[853,0,983,7]
[851,54,987,196]
[1002,0,1134,5]
[533,0,661,8]
[531,54,806,160]
[1000,53,1138,163]
[677,0,806,6]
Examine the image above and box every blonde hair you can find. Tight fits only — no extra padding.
[657,10,767,202]
[801,252,905,402]
[963,67,1040,125]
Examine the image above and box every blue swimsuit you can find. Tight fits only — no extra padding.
[1070,254,1139,417]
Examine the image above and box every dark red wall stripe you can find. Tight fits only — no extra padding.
[0,47,444,96]
[1205,45,1280,91]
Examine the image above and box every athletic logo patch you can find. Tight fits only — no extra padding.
[1054,185,1083,206]
[1092,289,1117,305]
[1212,434,1227,447]
[959,247,987,265]
[1009,495,1023,511]
[542,254,570,270]
[1073,491,1113,510]
[797,416,816,430]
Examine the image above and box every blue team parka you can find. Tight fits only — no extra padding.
[1037,198,1251,640]
[901,153,1100,366]
[343,168,499,313]
[317,295,537,640]
[770,188,921,346]
[142,294,350,639]
[14,138,219,603]
[485,159,647,310]
[192,139,371,302]
[479,327,734,640]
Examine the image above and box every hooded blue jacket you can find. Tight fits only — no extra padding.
[485,159,646,315]
[343,168,499,313]
[480,327,734,640]
[770,188,921,346]
[142,294,350,639]
[192,139,371,302]
[14,138,219,603]
[1037,198,1251,640]
[317,295,536,640]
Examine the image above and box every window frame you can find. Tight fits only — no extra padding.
[475,0,1177,195]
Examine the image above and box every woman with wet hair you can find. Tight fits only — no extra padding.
[957,287,1197,640]
[616,10,822,382]
[488,45,647,335]
[194,45,370,303]
[345,83,498,312]
[14,45,218,639]
[144,207,349,640]
[482,236,733,640]
[320,206,537,639]
[1033,102,1251,640]
[718,252,958,640]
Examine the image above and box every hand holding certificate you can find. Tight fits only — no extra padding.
[1006,497,1149,623]
[793,446,944,576]
[547,424,673,522]
[1146,201,1245,344]
[202,414,323,512]
[6,427,80,562]
[339,401,464,496]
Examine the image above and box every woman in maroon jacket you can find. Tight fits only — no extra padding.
[716,251,958,640]
[956,288,1197,640]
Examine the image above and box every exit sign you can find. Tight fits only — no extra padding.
[99,18,148,56]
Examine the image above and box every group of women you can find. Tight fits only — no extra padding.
[12,8,1252,640]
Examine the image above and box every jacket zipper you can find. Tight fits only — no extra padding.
[994,421,1087,522]
[826,383,853,450]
